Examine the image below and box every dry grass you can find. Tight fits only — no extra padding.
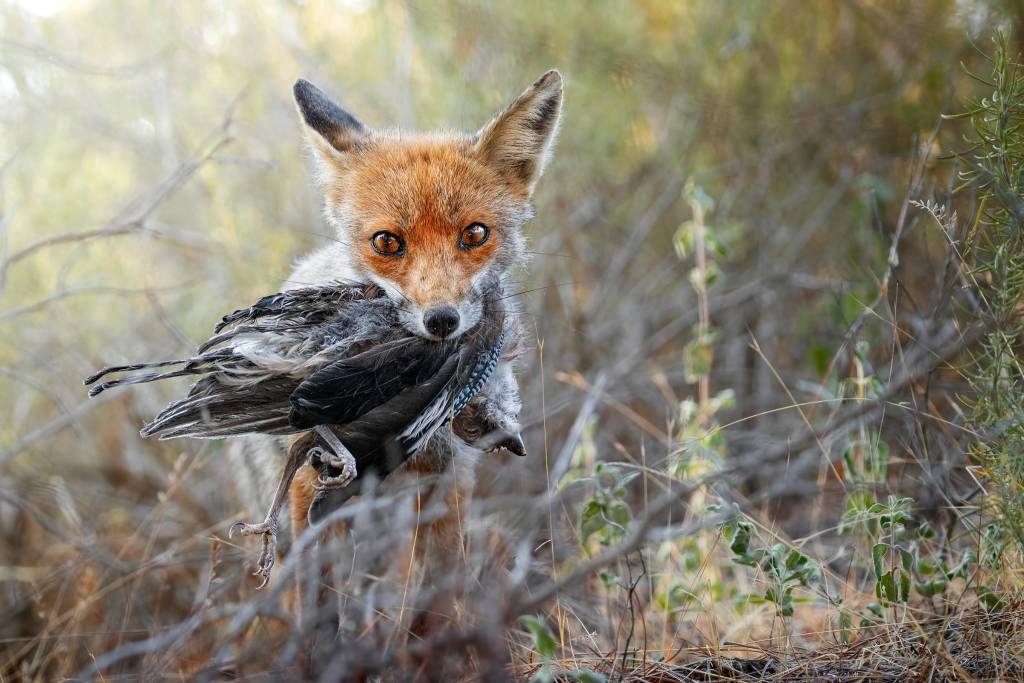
[5,449,1020,682]
[516,603,1024,681]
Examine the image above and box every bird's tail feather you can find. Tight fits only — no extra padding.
[83,358,194,388]
[152,414,294,439]
[84,348,236,396]
[140,377,296,439]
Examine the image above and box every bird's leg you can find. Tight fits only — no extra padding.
[229,432,314,589]
[309,425,358,491]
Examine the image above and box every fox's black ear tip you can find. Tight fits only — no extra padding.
[294,79,330,106]
[293,78,315,99]
[536,69,563,89]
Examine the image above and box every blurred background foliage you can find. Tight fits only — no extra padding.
[1,0,1013,454]
[0,2,1010,466]
[3,0,1024,677]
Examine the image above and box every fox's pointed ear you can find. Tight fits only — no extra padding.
[474,70,563,195]
[293,79,369,167]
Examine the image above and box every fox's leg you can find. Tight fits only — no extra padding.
[287,449,343,622]
[289,462,319,540]
[402,440,477,638]
[288,453,347,679]
[286,436,476,637]
[230,432,316,589]
[288,461,323,620]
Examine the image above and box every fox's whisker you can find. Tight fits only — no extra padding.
[524,250,575,259]
[497,281,588,301]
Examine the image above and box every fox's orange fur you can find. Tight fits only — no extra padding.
[338,139,510,309]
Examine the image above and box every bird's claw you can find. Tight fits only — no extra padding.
[308,445,357,490]
[313,469,356,490]
[228,518,278,589]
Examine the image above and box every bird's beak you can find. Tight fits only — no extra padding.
[476,429,527,457]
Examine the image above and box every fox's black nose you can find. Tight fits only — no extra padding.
[424,306,460,338]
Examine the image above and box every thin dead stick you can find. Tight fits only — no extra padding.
[0,282,194,322]
[0,394,115,467]
[1,38,171,78]
[3,222,146,270]
[549,372,608,486]
[556,370,668,442]
[0,91,240,285]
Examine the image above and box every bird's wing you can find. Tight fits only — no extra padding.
[213,281,373,333]
[287,336,456,429]
[140,376,299,439]
[83,286,362,394]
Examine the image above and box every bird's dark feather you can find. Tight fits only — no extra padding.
[213,282,380,333]
[288,337,456,428]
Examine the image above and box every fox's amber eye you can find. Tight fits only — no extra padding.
[370,231,404,256]
[459,223,489,249]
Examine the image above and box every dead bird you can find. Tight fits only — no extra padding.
[85,281,523,586]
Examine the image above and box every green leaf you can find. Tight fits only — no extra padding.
[673,220,695,259]
[733,553,759,568]
[656,583,697,612]
[897,546,914,572]
[978,587,1007,611]
[609,501,631,528]
[683,332,715,383]
[842,445,858,483]
[947,549,977,579]
[579,500,606,544]
[867,438,889,480]
[598,571,620,589]
[872,543,887,579]
[712,388,736,410]
[723,520,753,556]
[810,345,832,376]
[914,578,947,598]
[571,670,608,683]
[785,549,809,571]
[618,471,641,488]
[876,571,897,602]
[530,667,556,683]
[520,616,557,660]
[683,179,715,212]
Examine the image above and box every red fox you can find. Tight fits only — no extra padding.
[226,70,563,585]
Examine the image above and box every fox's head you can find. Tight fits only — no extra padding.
[293,71,562,340]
